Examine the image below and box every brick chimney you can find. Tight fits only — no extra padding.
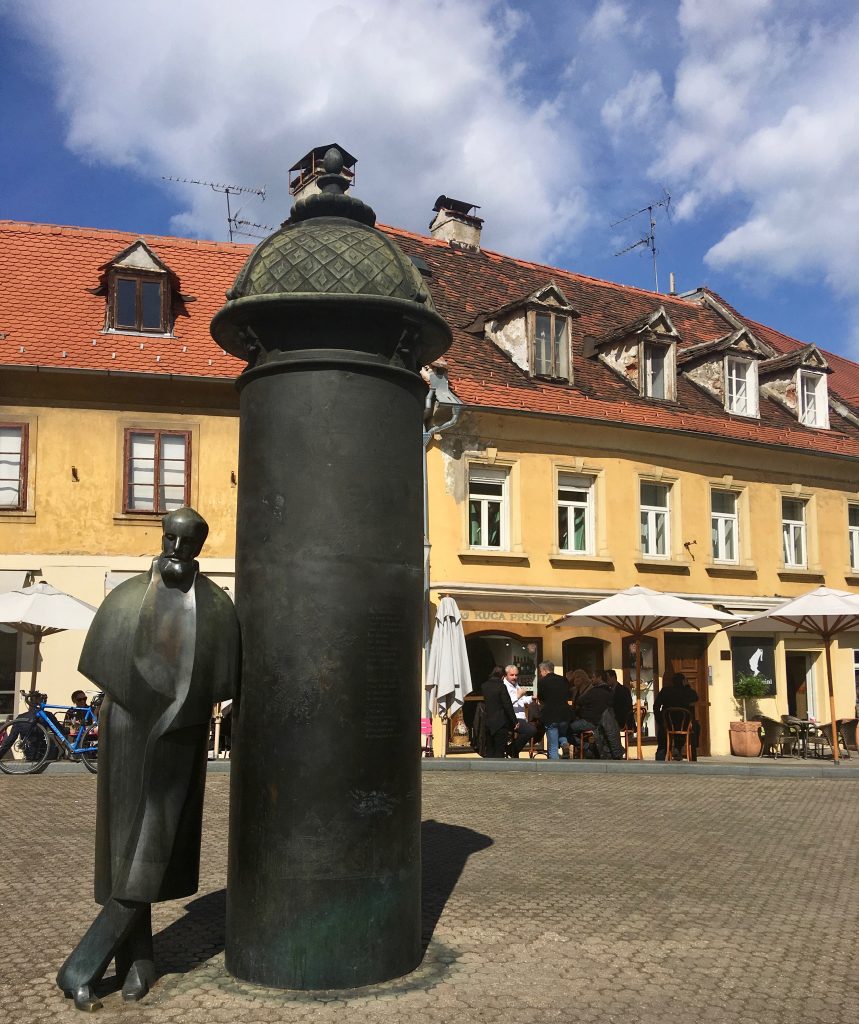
[429,195,483,251]
[289,143,357,203]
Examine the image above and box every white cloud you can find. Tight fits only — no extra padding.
[6,0,586,259]
[584,1,642,42]
[601,70,666,135]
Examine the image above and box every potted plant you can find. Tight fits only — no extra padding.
[729,673,771,756]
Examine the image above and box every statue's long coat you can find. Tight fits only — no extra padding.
[78,563,240,905]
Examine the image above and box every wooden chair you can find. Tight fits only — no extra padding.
[526,703,547,759]
[571,729,595,759]
[663,707,693,762]
[620,712,637,759]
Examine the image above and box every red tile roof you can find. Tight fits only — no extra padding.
[3,218,859,460]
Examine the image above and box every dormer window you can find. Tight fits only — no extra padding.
[532,311,570,379]
[725,356,758,417]
[589,305,678,401]
[98,239,174,336]
[643,342,668,398]
[115,276,165,333]
[798,370,828,427]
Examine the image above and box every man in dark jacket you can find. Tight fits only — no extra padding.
[655,671,700,761]
[481,670,518,758]
[536,661,571,760]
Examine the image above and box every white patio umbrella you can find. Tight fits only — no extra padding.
[552,586,739,759]
[426,595,473,722]
[731,586,859,764]
[0,581,97,693]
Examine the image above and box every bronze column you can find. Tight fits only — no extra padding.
[211,147,451,989]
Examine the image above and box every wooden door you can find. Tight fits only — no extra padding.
[664,633,710,756]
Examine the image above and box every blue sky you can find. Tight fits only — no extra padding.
[2,0,858,357]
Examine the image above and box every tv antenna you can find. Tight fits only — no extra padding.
[161,176,267,242]
[611,189,671,293]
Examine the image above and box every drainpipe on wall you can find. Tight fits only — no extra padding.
[422,363,462,741]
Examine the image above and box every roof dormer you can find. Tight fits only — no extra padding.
[481,281,579,382]
[759,344,832,429]
[95,240,175,336]
[585,305,679,400]
[677,327,774,418]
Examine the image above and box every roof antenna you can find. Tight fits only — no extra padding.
[611,188,671,293]
[161,176,267,242]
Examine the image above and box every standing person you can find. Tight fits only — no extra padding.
[56,508,241,1011]
[655,671,700,761]
[481,668,517,759]
[536,661,571,761]
[501,664,537,758]
[608,669,634,757]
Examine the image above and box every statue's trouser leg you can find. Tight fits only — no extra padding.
[57,898,148,994]
[115,906,155,1001]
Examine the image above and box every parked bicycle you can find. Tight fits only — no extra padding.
[0,689,101,775]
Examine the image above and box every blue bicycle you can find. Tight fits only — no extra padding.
[0,689,101,775]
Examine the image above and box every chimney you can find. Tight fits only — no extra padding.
[288,143,357,202]
[429,195,483,251]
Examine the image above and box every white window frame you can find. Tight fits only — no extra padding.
[797,370,828,428]
[782,497,808,568]
[468,466,509,550]
[711,490,739,564]
[725,356,758,417]
[557,473,594,555]
[641,341,674,400]
[849,504,859,571]
[124,429,191,514]
[0,424,27,511]
[640,480,670,558]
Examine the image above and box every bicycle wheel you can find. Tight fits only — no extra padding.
[0,718,56,775]
[79,723,99,774]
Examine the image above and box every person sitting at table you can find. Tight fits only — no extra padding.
[63,690,90,742]
[567,675,615,758]
[654,671,700,761]
[536,660,571,760]
[502,664,538,758]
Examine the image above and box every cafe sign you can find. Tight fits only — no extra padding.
[460,610,556,624]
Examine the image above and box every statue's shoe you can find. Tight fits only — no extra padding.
[121,960,156,1002]
[63,985,103,1012]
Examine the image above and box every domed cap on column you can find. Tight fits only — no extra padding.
[211,146,451,368]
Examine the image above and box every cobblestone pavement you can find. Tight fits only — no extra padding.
[1,771,857,1023]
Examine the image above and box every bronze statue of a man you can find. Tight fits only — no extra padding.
[57,507,240,1011]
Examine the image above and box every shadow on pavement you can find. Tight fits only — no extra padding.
[154,888,227,974]
[421,818,492,952]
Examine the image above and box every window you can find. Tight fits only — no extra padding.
[0,425,27,510]
[532,312,570,379]
[124,430,190,514]
[643,342,670,399]
[640,481,670,557]
[849,505,859,571]
[798,370,827,427]
[112,276,165,333]
[711,490,739,563]
[468,466,508,549]
[557,473,593,554]
[725,357,758,416]
[782,497,807,567]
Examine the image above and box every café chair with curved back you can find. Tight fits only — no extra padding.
[663,706,693,762]
[620,711,637,759]
[571,728,595,759]
[758,716,789,758]
[526,701,547,759]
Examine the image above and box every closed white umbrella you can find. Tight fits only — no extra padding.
[426,596,473,721]
[552,586,739,759]
[731,586,859,764]
[0,581,97,693]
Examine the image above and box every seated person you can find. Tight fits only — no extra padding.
[568,677,615,757]
[63,690,90,742]
[654,671,700,761]
[502,664,538,758]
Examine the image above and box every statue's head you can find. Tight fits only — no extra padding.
[157,507,209,588]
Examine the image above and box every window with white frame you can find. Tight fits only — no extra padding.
[468,466,508,549]
[849,505,859,571]
[640,481,670,557]
[643,342,671,399]
[725,357,758,416]
[0,424,27,510]
[532,311,570,379]
[711,490,739,563]
[782,497,807,567]
[557,473,594,554]
[124,429,190,514]
[798,370,827,427]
